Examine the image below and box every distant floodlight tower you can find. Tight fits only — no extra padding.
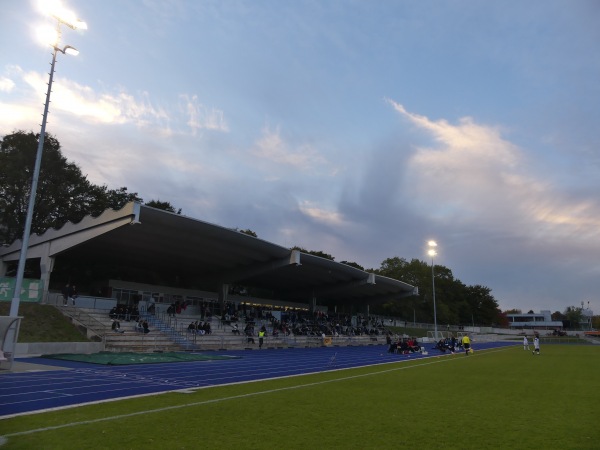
[427,240,438,341]
[9,7,86,317]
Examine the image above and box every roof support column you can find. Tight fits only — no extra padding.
[218,283,229,317]
[39,254,55,304]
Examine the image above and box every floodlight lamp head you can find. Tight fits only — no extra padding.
[52,13,87,30]
[56,44,79,55]
[74,20,88,30]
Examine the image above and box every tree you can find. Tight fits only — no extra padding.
[340,261,364,270]
[236,228,257,237]
[0,131,96,244]
[290,246,335,260]
[464,285,500,326]
[145,200,181,214]
[373,257,436,322]
[372,256,502,326]
[0,131,146,245]
[88,186,143,216]
[564,306,584,330]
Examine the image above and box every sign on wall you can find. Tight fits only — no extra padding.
[0,277,42,302]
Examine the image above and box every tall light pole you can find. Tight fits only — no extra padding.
[428,240,438,341]
[9,9,86,318]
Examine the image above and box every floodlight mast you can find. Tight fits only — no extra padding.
[428,241,438,341]
[9,10,85,317]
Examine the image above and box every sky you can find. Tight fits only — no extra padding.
[1,0,599,315]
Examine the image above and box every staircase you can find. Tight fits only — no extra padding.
[59,306,190,353]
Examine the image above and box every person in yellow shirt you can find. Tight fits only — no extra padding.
[258,327,266,349]
[462,335,471,356]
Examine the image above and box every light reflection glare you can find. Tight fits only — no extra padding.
[35,24,59,47]
[36,0,87,29]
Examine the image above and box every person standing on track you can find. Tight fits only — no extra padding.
[462,334,471,355]
[523,336,530,350]
[258,326,266,349]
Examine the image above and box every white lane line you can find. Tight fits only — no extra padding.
[1,347,510,440]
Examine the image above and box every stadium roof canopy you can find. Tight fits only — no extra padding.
[1,202,417,308]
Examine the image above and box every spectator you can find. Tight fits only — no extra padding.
[111,319,124,333]
[245,323,255,344]
[167,303,176,317]
[62,283,70,306]
[143,320,150,334]
[135,320,144,333]
[68,285,78,306]
[130,306,140,322]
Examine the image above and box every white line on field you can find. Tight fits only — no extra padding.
[1,347,510,441]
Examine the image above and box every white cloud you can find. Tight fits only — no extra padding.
[180,94,228,134]
[20,69,170,128]
[252,125,328,170]
[0,67,234,145]
[299,200,346,227]
[0,102,33,129]
[0,77,15,92]
[388,99,600,246]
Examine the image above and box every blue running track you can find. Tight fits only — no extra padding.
[0,342,516,418]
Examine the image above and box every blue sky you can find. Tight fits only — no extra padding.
[1,0,599,315]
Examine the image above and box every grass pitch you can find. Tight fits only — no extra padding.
[1,345,598,449]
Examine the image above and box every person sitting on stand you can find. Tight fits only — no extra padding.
[111,319,124,333]
[135,320,144,333]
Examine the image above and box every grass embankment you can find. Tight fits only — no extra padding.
[0,302,88,342]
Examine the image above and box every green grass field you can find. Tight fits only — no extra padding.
[1,345,598,449]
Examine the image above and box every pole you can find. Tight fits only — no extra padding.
[9,47,59,317]
[431,257,438,340]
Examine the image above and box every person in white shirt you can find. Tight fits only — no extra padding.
[532,336,540,355]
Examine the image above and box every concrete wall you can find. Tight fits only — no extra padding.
[15,341,104,357]
[47,292,117,310]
